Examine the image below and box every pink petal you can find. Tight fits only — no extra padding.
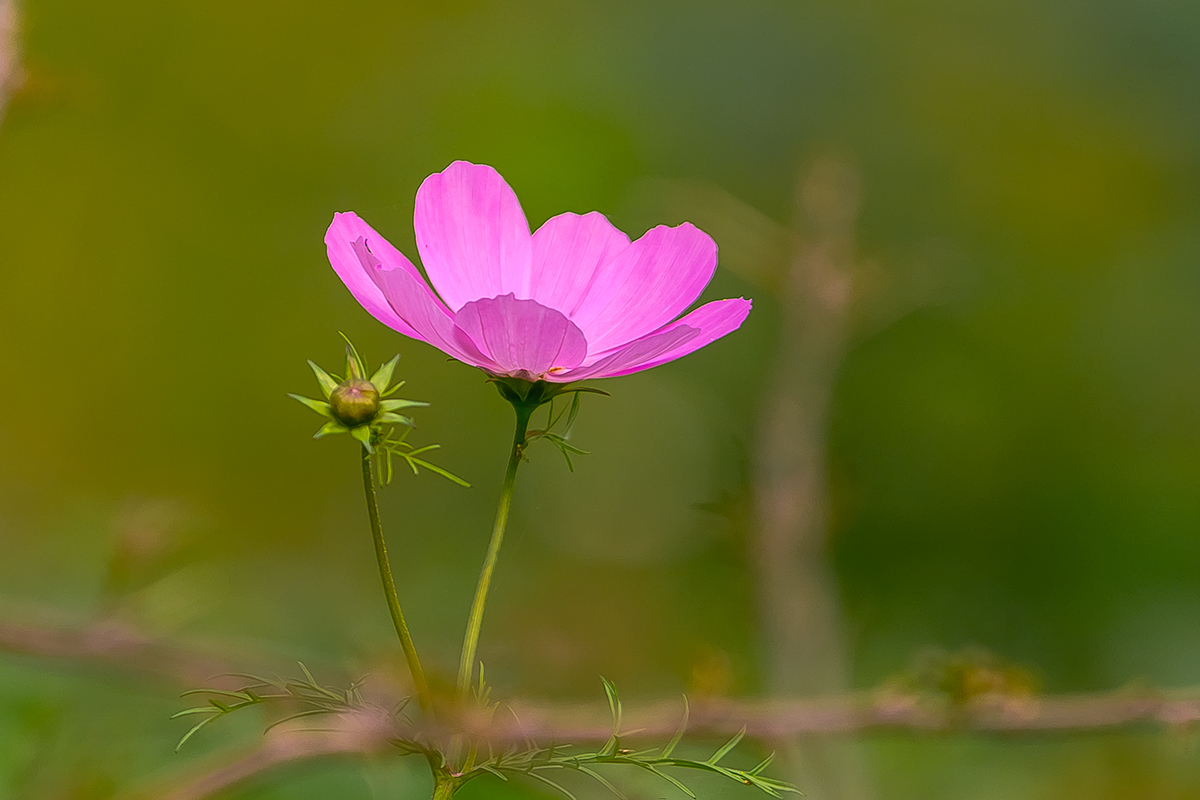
[529,211,630,318]
[325,212,428,339]
[552,298,751,381]
[368,264,500,372]
[414,161,533,311]
[453,294,588,380]
[568,223,718,354]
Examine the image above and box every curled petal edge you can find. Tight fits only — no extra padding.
[551,297,752,382]
[325,212,427,340]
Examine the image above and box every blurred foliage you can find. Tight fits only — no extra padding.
[2,0,1200,797]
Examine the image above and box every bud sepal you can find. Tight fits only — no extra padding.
[289,335,469,487]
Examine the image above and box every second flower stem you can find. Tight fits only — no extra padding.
[362,445,434,718]
[455,399,535,699]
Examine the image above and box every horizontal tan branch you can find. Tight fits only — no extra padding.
[6,612,1200,800]
[4,612,1200,738]
[142,708,397,800]
[135,691,1200,800]
[0,612,242,687]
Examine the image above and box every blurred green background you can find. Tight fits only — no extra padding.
[2,0,1200,797]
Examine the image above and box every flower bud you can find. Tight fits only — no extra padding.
[329,378,380,426]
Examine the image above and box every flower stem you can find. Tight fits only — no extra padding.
[361,445,434,718]
[456,398,535,699]
[431,774,459,800]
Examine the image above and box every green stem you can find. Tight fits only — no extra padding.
[431,775,459,800]
[456,399,535,699]
[362,445,434,718]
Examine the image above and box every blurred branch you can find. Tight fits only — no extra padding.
[133,689,1200,800]
[753,157,858,695]
[0,0,21,125]
[750,155,874,799]
[6,614,1200,799]
[0,612,241,687]
[503,690,1200,739]
[10,613,1200,741]
[139,708,397,800]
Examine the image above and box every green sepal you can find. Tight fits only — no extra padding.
[381,398,429,411]
[492,376,609,411]
[369,354,401,393]
[307,360,339,399]
[340,334,366,380]
[350,424,373,451]
[379,412,415,426]
[314,420,349,439]
[288,393,332,417]
[564,391,583,434]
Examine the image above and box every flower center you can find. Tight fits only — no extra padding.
[451,293,588,379]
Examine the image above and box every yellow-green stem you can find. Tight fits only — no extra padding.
[455,400,534,698]
[431,773,459,800]
[362,445,434,718]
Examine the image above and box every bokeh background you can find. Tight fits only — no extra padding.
[2,0,1200,798]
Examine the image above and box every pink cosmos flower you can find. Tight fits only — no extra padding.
[325,161,751,383]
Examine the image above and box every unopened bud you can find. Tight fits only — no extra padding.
[329,378,380,426]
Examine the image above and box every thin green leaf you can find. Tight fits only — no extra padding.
[263,708,334,733]
[599,678,623,757]
[288,394,332,417]
[378,412,415,426]
[369,354,401,393]
[601,678,623,734]
[381,398,429,411]
[660,697,690,759]
[175,713,220,752]
[179,688,230,699]
[477,764,508,780]
[707,727,746,765]
[749,752,776,776]
[543,434,589,454]
[526,770,579,800]
[630,762,696,798]
[573,765,627,800]
[180,688,258,701]
[170,707,219,718]
[297,662,318,686]
[505,707,538,752]
[406,457,471,487]
[307,360,339,399]
[220,672,275,685]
